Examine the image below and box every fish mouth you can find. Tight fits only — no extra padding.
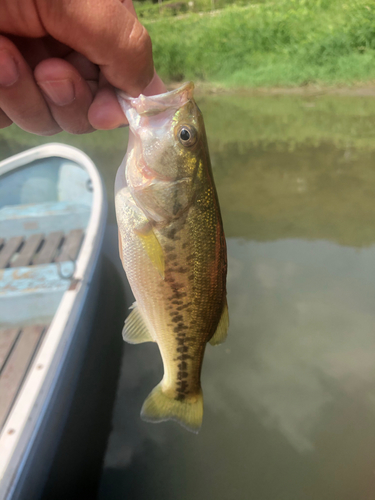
[120,83,195,190]
[117,82,194,120]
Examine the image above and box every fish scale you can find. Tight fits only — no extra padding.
[115,82,228,433]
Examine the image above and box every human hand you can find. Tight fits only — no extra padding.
[0,0,166,135]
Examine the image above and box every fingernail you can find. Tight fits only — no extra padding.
[38,79,75,106]
[0,50,19,87]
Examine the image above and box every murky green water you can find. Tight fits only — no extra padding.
[2,93,375,499]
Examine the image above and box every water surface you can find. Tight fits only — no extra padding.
[2,93,375,499]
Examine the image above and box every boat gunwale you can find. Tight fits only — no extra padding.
[0,143,107,496]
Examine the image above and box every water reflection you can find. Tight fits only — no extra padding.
[97,96,375,499]
[2,94,375,499]
[211,238,375,454]
[100,237,375,500]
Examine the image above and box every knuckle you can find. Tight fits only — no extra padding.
[0,34,20,58]
[126,24,154,90]
[130,24,152,55]
[0,2,45,37]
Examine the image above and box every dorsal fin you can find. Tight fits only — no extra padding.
[209,301,229,346]
[123,302,155,344]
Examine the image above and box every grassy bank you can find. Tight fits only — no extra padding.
[138,0,375,87]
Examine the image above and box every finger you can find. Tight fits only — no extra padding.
[7,35,72,69]
[35,58,95,134]
[0,108,12,129]
[89,69,167,129]
[88,87,127,130]
[64,52,99,96]
[37,0,154,96]
[121,0,138,18]
[0,35,61,135]
[64,52,100,82]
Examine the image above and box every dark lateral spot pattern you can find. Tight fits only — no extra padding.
[167,228,177,240]
[174,307,191,399]
[171,282,184,292]
[173,324,188,333]
[177,346,189,353]
[172,315,183,323]
[172,291,187,299]
[176,380,189,399]
[177,353,192,361]
[160,227,197,401]
[176,302,192,311]
[176,267,188,274]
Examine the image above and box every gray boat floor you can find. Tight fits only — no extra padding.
[0,229,84,269]
[0,229,84,431]
[0,325,48,430]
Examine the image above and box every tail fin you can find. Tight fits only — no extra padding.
[141,382,203,434]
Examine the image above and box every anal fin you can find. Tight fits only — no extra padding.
[123,302,154,344]
[209,301,229,346]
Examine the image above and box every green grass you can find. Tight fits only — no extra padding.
[137,0,375,87]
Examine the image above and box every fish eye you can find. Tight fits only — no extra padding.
[177,126,197,147]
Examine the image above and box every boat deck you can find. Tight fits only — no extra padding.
[0,325,48,430]
[0,229,84,432]
[0,229,84,269]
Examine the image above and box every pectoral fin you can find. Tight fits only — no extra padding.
[118,230,124,268]
[123,302,155,344]
[134,222,165,279]
[209,301,229,346]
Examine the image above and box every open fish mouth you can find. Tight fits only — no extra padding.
[117,81,194,118]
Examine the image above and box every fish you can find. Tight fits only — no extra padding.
[115,82,228,433]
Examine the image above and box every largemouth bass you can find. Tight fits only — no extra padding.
[115,82,228,433]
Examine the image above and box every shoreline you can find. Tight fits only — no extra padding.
[166,80,375,97]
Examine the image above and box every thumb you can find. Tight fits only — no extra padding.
[37,0,154,96]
